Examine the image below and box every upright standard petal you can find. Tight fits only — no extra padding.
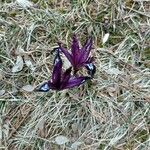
[57,35,94,74]
[80,37,93,63]
[52,50,62,84]
[64,76,91,89]
[71,34,80,57]
[58,43,73,65]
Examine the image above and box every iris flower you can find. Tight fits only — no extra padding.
[35,50,90,92]
[58,34,96,76]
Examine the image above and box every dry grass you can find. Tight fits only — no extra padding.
[0,0,150,150]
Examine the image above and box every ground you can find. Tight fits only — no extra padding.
[0,0,150,150]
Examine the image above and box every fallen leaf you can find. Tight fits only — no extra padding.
[107,87,117,97]
[16,0,33,8]
[71,123,78,133]
[3,120,9,138]
[44,141,51,150]
[0,71,3,80]
[36,118,45,137]
[107,68,123,76]
[16,47,25,56]
[24,59,35,71]
[102,33,110,44]
[12,56,24,73]
[0,90,5,96]
[71,141,82,149]
[55,135,69,145]
[11,87,19,96]
[22,85,34,92]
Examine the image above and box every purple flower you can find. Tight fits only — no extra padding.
[58,34,96,75]
[35,50,91,92]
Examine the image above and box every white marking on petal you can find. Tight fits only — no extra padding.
[81,80,85,84]
[54,57,60,65]
[40,83,49,91]
[87,63,94,70]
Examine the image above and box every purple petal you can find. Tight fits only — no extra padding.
[71,34,80,57]
[47,81,57,90]
[58,43,73,65]
[52,50,62,84]
[79,37,93,63]
[60,67,72,89]
[63,76,91,89]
